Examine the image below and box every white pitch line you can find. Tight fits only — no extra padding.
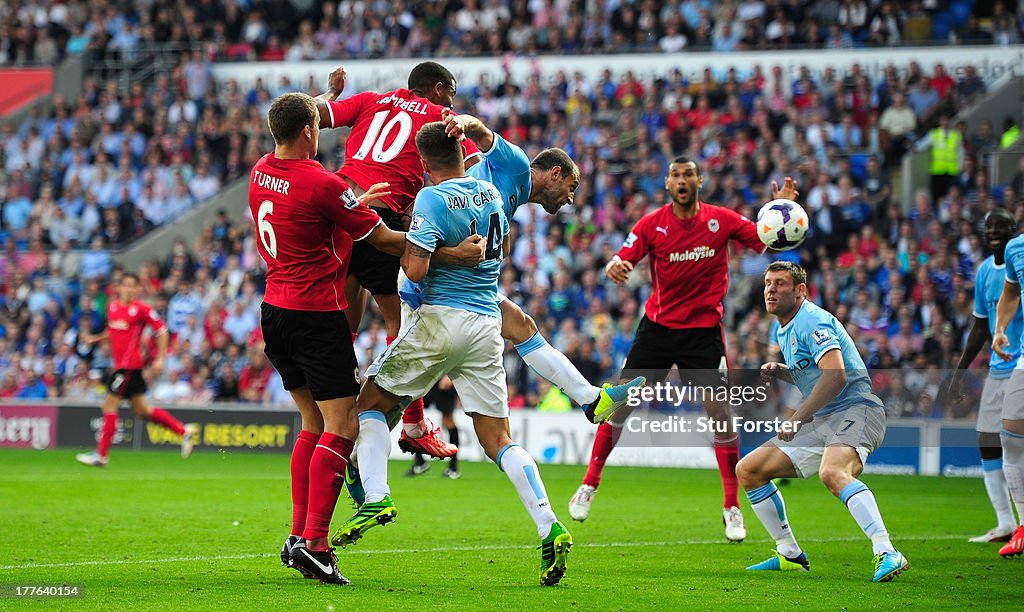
[0,474,291,482]
[0,534,972,571]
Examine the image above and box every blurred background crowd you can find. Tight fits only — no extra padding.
[1,0,1023,422]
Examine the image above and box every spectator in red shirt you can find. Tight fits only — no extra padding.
[238,348,273,402]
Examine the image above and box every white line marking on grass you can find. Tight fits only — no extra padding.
[0,474,291,482]
[0,534,973,571]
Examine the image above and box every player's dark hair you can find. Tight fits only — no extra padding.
[670,156,702,176]
[408,62,456,95]
[531,148,577,177]
[416,122,463,171]
[267,92,316,145]
[765,261,807,286]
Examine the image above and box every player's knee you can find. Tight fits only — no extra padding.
[735,457,757,488]
[817,466,849,496]
[503,308,538,344]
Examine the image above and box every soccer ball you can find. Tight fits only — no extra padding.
[756,199,808,251]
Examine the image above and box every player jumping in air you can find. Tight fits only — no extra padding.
[318,64,641,468]
[316,62,482,458]
[739,261,907,582]
[76,273,197,467]
[991,221,1024,558]
[249,92,406,584]
[943,209,1021,542]
[569,157,798,542]
[335,123,573,586]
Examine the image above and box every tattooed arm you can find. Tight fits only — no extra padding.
[401,241,433,283]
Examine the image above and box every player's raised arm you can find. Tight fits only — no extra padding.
[442,109,495,153]
[313,66,347,107]
[994,280,1022,361]
[771,176,800,201]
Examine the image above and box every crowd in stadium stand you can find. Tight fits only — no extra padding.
[2,1,1024,420]
[1,0,1022,66]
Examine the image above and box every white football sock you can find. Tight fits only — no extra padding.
[1001,430,1024,523]
[981,457,1017,529]
[497,443,557,538]
[746,482,801,558]
[356,411,392,504]
[840,480,896,555]
[516,332,601,406]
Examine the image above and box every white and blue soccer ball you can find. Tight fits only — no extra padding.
[756,199,808,251]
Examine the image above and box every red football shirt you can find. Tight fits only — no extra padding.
[249,153,382,312]
[107,299,166,370]
[617,202,765,329]
[325,89,480,214]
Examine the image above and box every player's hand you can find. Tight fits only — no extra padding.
[760,362,785,387]
[359,182,391,206]
[150,359,165,379]
[942,373,965,405]
[777,417,804,442]
[605,258,634,285]
[993,332,1013,361]
[771,177,800,201]
[327,67,347,98]
[452,234,486,265]
[441,109,466,140]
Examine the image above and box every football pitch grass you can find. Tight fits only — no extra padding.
[1,449,1017,610]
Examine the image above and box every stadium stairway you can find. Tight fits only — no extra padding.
[113,179,248,271]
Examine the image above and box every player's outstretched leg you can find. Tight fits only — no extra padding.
[999,427,1024,557]
[504,301,642,423]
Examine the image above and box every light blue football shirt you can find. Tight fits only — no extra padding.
[405,176,508,318]
[974,254,1022,377]
[776,300,884,416]
[401,135,529,309]
[1005,235,1024,355]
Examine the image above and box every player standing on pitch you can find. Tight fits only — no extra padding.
[991,220,1024,558]
[76,273,197,467]
[943,209,1021,543]
[739,261,907,582]
[249,92,405,585]
[569,157,798,543]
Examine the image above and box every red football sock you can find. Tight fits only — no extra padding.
[290,430,318,537]
[403,397,425,426]
[351,332,359,344]
[714,435,741,509]
[97,412,117,458]
[583,421,622,488]
[302,433,354,548]
[149,407,185,435]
